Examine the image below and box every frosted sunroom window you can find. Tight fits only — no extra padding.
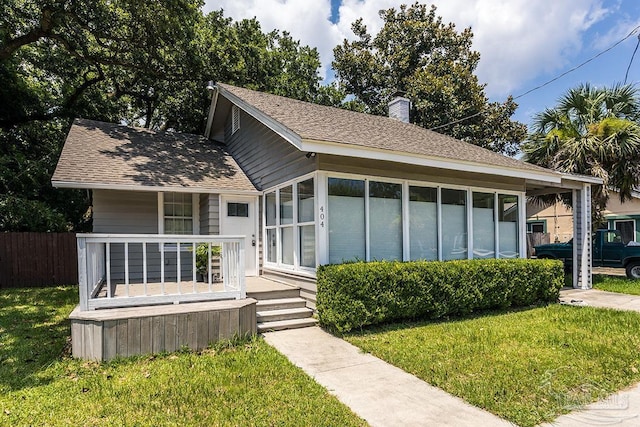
[369,181,402,260]
[328,178,365,263]
[473,192,495,259]
[498,194,519,258]
[441,188,467,260]
[409,186,437,260]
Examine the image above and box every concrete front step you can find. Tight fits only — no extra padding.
[256,297,307,311]
[258,317,319,333]
[247,287,301,301]
[257,307,313,323]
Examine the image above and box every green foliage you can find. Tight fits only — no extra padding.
[192,243,221,274]
[524,83,640,226]
[0,119,91,232]
[0,3,335,231]
[317,259,563,332]
[593,274,640,295]
[332,3,526,155]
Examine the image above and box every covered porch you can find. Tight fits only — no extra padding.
[71,233,315,360]
[525,172,603,289]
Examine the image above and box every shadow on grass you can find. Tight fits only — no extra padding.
[0,286,78,392]
[340,303,551,339]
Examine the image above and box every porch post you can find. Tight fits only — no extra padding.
[77,236,89,311]
[572,184,592,289]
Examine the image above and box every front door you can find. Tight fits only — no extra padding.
[220,196,258,276]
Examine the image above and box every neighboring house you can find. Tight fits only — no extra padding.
[528,190,640,244]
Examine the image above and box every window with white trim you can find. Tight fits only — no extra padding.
[325,174,522,263]
[158,192,199,235]
[231,105,240,134]
[264,176,316,270]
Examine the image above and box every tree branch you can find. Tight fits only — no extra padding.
[0,7,55,61]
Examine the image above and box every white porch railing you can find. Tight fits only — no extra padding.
[76,234,246,311]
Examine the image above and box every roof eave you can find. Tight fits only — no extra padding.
[301,138,563,184]
[559,172,604,185]
[51,180,260,195]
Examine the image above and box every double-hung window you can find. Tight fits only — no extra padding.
[158,192,199,237]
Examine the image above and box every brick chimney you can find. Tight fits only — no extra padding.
[388,92,410,123]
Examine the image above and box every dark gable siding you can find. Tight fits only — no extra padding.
[224,109,315,191]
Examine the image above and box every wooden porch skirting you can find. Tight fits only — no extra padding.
[70,299,257,361]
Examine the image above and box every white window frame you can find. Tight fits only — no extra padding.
[262,172,317,274]
[320,171,525,264]
[158,192,200,250]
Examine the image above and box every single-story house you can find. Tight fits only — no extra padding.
[528,189,640,244]
[53,83,601,359]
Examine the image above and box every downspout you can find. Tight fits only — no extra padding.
[204,82,218,139]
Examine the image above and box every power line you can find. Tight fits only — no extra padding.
[429,24,640,132]
[624,34,640,84]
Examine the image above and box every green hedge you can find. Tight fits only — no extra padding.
[316,259,564,333]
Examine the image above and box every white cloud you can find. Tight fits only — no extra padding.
[204,0,612,98]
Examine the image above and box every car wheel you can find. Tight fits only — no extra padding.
[626,262,640,279]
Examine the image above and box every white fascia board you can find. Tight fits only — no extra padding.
[559,172,604,185]
[51,180,260,195]
[216,85,304,150]
[301,138,563,184]
[204,87,219,139]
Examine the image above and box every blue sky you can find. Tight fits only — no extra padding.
[204,0,640,128]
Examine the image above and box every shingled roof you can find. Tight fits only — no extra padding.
[52,119,257,193]
[217,83,556,177]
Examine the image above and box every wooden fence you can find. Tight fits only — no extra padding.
[527,232,551,258]
[0,233,78,288]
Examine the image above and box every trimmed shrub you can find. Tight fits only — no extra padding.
[316,258,564,333]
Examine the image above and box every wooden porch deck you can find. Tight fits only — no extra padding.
[96,276,297,299]
[71,277,298,361]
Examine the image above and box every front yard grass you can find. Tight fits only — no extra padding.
[593,274,640,295]
[344,304,640,427]
[0,286,365,426]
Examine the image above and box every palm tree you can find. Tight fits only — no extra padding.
[524,83,640,225]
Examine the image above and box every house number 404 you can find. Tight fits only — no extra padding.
[319,206,325,228]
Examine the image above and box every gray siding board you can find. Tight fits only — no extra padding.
[225,111,315,190]
[207,194,220,235]
[93,190,158,233]
[199,194,209,235]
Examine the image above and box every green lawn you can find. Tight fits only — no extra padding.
[593,274,640,295]
[0,286,365,426]
[344,305,640,427]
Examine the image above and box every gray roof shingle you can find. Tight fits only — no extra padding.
[52,119,257,192]
[218,83,555,175]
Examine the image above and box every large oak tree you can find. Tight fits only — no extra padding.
[0,2,336,231]
[332,3,526,156]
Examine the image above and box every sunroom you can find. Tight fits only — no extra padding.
[261,171,523,275]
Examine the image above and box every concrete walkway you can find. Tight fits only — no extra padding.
[560,287,640,312]
[263,326,513,427]
[545,288,640,426]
